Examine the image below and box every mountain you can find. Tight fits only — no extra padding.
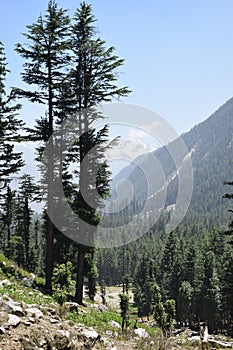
[110,97,233,225]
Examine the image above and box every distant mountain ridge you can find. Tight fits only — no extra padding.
[110,97,233,224]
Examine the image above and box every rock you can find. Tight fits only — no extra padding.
[4,301,25,316]
[0,279,11,287]
[109,320,121,329]
[57,330,70,339]
[134,328,149,338]
[47,307,56,315]
[81,329,99,340]
[0,326,5,334]
[28,317,36,323]
[1,294,12,302]
[64,302,79,313]
[25,307,43,319]
[99,304,108,312]
[101,337,113,349]
[50,318,60,324]
[6,314,21,328]
[22,273,35,287]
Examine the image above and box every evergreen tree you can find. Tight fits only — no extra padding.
[202,251,221,331]
[15,0,71,291]
[68,2,130,304]
[220,245,233,331]
[0,40,23,188]
[17,174,41,270]
[223,174,233,243]
[134,254,157,319]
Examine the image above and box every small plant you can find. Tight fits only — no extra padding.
[52,261,75,305]
[119,293,130,332]
[153,285,176,336]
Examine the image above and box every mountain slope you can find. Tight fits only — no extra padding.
[110,97,233,224]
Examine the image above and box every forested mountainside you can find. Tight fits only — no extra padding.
[96,98,233,333]
[0,0,233,341]
[111,97,233,222]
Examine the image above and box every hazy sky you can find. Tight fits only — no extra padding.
[1,0,233,135]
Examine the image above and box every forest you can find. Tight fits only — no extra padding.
[0,0,233,341]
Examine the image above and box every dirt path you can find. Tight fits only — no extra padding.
[95,285,134,310]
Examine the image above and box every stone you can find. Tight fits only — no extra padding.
[99,304,108,312]
[22,273,35,287]
[101,337,113,348]
[0,280,11,287]
[0,327,5,334]
[57,330,70,339]
[134,328,149,338]
[47,307,56,315]
[4,301,24,317]
[25,307,43,319]
[64,302,79,313]
[50,318,60,324]
[28,317,36,323]
[7,314,21,328]
[81,329,99,339]
[109,320,121,329]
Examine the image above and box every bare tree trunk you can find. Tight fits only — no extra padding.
[75,246,85,304]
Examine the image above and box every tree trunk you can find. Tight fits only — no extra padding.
[75,246,85,304]
[45,216,54,293]
[45,55,54,293]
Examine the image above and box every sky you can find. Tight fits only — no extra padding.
[1,0,233,135]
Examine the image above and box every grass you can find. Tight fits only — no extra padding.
[0,253,54,305]
[67,306,122,332]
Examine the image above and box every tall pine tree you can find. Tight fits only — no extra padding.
[15,0,71,291]
[67,2,130,304]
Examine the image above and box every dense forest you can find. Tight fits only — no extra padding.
[0,0,233,338]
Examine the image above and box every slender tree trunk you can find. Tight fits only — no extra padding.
[24,197,30,270]
[75,246,85,304]
[45,56,54,293]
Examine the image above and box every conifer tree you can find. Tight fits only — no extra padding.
[17,174,41,270]
[15,0,71,291]
[68,2,130,304]
[0,40,24,188]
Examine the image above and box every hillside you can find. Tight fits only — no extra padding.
[110,97,233,224]
[0,255,233,350]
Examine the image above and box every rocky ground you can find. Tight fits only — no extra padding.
[0,281,141,350]
[0,280,232,350]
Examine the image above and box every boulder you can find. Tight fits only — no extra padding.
[81,329,99,340]
[7,314,21,328]
[4,301,24,317]
[22,273,35,287]
[25,307,43,319]
[134,328,149,338]
[64,301,79,313]
[109,320,121,329]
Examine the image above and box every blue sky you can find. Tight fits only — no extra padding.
[1,0,233,134]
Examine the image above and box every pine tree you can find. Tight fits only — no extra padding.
[68,2,130,304]
[223,174,233,243]
[0,185,16,255]
[17,174,41,270]
[15,0,71,291]
[0,40,24,188]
